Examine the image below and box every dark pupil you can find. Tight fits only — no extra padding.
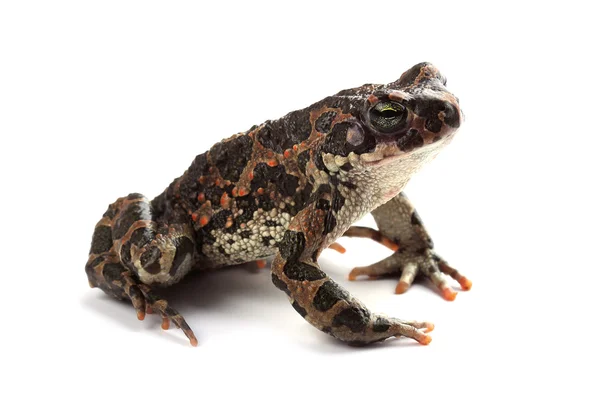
[369,101,407,133]
[377,109,399,119]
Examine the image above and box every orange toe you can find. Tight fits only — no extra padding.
[381,238,400,252]
[442,287,457,301]
[136,311,145,321]
[424,322,435,333]
[256,259,267,269]
[190,338,199,347]
[419,335,432,345]
[161,318,170,330]
[329,242,347,254]
[459,277,472,290]
[395,281,410,294]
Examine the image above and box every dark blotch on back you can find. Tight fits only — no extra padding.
[315,111,337,133]
[256,109,312,153]
[177,153,209,203]
[209,135,254,182]
[332,306,371,333]
[313,280,350,312]
[251,163,299,198]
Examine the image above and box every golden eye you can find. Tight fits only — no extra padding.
[368,101,408,134]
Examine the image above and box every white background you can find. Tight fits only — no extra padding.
[1,1,598,399]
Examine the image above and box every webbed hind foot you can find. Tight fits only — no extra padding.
[87,256,198,346]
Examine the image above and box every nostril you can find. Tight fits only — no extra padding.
[438,102,450,113]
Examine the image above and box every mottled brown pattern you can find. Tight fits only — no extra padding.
[85,62,469,346]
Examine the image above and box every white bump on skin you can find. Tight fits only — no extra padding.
[201,207,292,266]
[322,153,339,172]
[334,155,348,167]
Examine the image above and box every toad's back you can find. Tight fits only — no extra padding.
[151,127,315,267]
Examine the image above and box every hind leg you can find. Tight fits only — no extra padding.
[85,193,198,346]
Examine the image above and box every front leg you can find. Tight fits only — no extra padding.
[271,202,433,345]
[345,192,471,300]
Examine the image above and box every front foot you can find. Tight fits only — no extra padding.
[346,228,471,301]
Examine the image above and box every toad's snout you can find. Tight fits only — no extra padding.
[411,97,461,132]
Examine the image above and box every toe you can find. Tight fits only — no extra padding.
[458,276,472,290]
[348,267,366,281]
[395,281,410,294]
[328,242,347,254]
[418,335,432,345]
[442,286,457,301]
[438,259,472,291]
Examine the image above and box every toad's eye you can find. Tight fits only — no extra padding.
[368,101,408,134]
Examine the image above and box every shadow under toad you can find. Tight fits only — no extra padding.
[81,256,428,353]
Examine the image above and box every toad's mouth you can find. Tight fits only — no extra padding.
[358,141,410,166]
[359,134,448,167]
[359,128,427,167]
[359,151,404,167]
